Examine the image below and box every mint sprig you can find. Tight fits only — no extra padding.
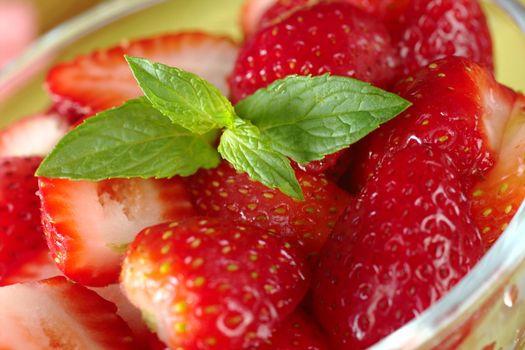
[126,56,236,134]
[36,98,220,179]
[236,75,411,164]
[38,57,411,199]
[219,119,303,199]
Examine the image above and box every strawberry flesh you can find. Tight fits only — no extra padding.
[471,93,525,248]
[38,177,195,286]
[0,276,139,349]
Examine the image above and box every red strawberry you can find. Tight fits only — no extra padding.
[313,145,483,349]
[0,276,139,349]
[0,112,69,157]
[38,177,195,286]
[188,161,350,257]
[0,156,47,282]
[393,0,493,76]
[120,217,310,350]
[259,310,329,349]
[229,1,398,103]
[348,57,516,193]
[241,0,410,38]
[46,32,239,123]
[0,250,62,286]
[470,94,525,248]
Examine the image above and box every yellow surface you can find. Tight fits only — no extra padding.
[0,0,524,126]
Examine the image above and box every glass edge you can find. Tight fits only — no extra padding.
[0,0,166,95]
[0,0,523,349]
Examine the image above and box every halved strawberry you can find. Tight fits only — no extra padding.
[188,161,351,257]
[471,94,525,248]
[348,57,516,193]
[0,156,47,283]
[46,32,239,123]
[38,177,195,286]
[0,276,139,349]
[0,250,62,287]
[0,112,69,157]
[121,217,310,350]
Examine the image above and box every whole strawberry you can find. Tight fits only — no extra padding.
[394,0,493,76]
[348,57,516,193]
[121,217,310,350]
[0,156,47,282]
[188,161,351,257]
[241,0,410,38]
[229,1,398,103]
[313,145,483,349]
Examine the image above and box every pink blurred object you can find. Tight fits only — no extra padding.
[0,0,37,68]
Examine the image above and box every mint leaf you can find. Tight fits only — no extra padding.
[236,74,411,164]
[37,98,219,179]
[126,56,236,134]
[218,120,303,200]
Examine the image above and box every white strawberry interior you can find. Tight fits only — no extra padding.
[0,283,99,349]
[0,113,68,157]
[487,97,525,182]
[68,179,170,268]
[481,80,515,151]
[125,35,238,96]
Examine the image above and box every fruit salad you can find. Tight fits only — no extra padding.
[1,0,524,349]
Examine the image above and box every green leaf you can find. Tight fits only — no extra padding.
[235,74,411,164]
[218,120,303,200]
[126,56,236,134]
[37,98,220,179]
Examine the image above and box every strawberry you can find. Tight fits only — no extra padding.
[0,250,62,286]
[313,145,483,349]
[46,32,239,123]
[470,93,525,248]
[120,217,310,350]
[259,310,329,349]
[240,0,410,38]
[229,1,398,103]
[38,176,195,286]
[93,284,151,348]
[188,161,350,257]
[0,112,69,157]
[393,0,493,77]
[0,156,47,283]
[348,57,516,193]
[0,276,139,349]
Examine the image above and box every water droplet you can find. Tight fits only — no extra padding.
[504,284,519,308]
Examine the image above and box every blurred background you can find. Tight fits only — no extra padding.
[0,0,103,68]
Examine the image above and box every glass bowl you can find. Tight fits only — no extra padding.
[1,1,524,349]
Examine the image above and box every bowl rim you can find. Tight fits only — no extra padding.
[1,0,525,348]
